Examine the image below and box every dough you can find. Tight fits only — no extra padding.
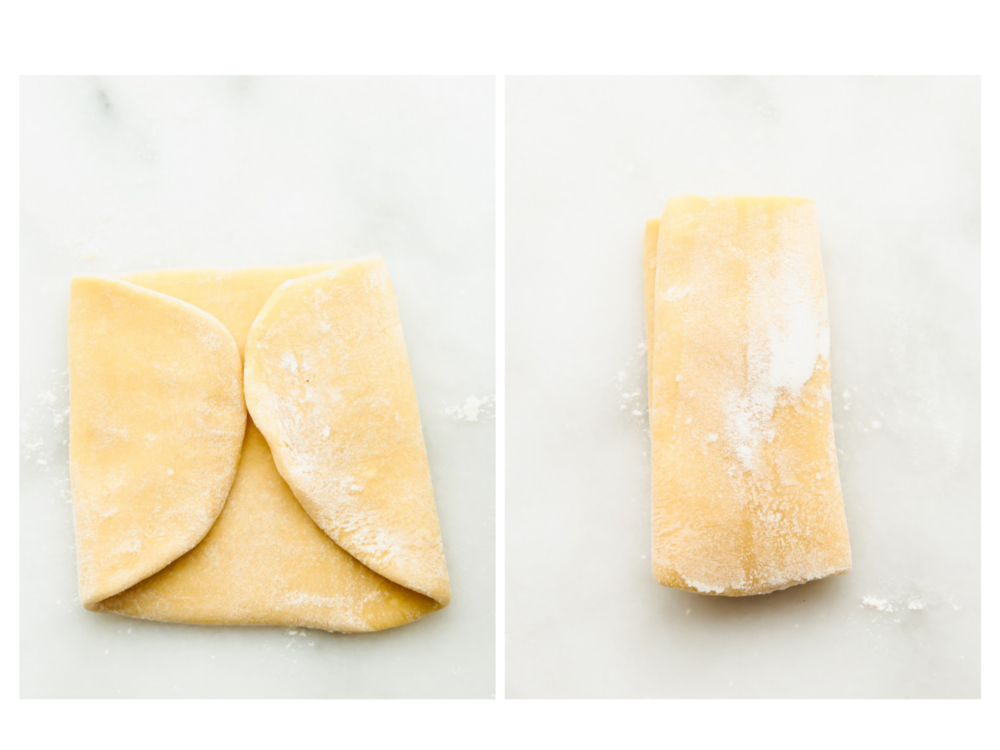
[69,277,246,607]
[99,421,437,631]
[69,260,447,631]
[647,196,851,595]
[121,263,340,357]
[244,256,450,606]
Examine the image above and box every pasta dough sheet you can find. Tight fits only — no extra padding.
[69,259,447,632]
[244,257,450,606]
[647,196,851,596]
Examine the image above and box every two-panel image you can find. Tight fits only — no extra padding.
[20,76,980,699]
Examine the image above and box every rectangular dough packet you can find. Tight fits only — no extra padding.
[69,259,449,633]
[647,196,851,595]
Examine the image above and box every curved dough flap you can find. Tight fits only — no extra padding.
[69,277,247,607]
[244,256,451,606]
[98,420,439,632]
[120,263,340,357]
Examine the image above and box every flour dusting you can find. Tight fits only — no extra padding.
[862,595,928,615]
[444,394,495,422]
[615,340,648,424]
[862,595,894,613]
[721,214,829,471]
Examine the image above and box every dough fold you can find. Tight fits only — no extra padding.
[244,256,451,607]
[69,277,247,607]
[647,196,851,596]
[98,420,438,632]
[69,260,447,631]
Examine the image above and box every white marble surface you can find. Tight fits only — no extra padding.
[20,76,495,698]
[506,77,980,698]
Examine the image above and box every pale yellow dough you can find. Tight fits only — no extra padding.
[244,256,450,606]
[647,196,851,596]
[69,277,246,607]
[69,259,446,631]
[99,421,437,631]
[121,263,339,357]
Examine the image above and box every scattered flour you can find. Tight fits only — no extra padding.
[665,286,689,301]
[22,376,71,495]
[862,595,894,613]
[615,340,648,424]
[444,394,495,422]
[862,595,928,615]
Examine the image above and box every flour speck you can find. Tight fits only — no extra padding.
[444,394,495,422]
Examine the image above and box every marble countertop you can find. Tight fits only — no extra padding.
[505,76,980,698]
[20,76,495,698]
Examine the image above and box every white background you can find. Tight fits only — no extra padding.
[19,76,495,698]
[506,76,980,698]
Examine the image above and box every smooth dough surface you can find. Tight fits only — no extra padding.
[69,277,246,607]
[71,262,445,631]
[99,421,438,632]
[648,196,851,596]
[244,256,450,606]
[121,263,340,357]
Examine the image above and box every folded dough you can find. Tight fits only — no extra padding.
[99,420,437,631]
[647,196,851,596]
[120,263,339,357]
[69,259,447,632]
[244,256,450,606]
[69,277,247,607]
